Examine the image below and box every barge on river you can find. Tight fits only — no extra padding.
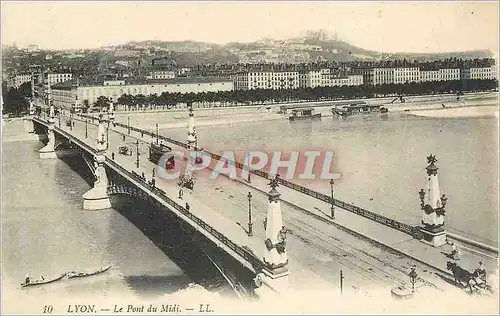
[288,107,322,121]
[332,102,388,117]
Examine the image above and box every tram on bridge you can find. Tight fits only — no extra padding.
[149,142,175,170]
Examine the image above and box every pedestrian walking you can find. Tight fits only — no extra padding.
[450,243,460,260]
[178,189,183,200]
[111,152,115,160]
[185,202,190,211]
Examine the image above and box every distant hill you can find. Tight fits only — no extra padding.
[120,33,494,65]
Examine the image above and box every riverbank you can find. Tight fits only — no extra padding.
[112,91,498,114]
[408,105,498,118]
[110,91,497,131]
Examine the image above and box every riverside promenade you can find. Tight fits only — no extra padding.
[69,111,497,297]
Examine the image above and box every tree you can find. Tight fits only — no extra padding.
[94,96,110,109]
[82,100,90,113]
[2,86,29,115]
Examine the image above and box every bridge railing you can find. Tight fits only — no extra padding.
[77,114,419,237]
[105,157,265,272]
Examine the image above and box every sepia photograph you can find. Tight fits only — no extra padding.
[1,1,499,314]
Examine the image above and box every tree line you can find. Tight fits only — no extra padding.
[87,79,498,110]
[1,82,31,115]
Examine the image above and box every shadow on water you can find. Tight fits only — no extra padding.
[124,274,193,296]
[44,142,249,299]
[110,195,237,297]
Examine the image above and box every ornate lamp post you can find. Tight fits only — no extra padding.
[418,189,425,208]
[247,192,253,236]
[128,116,131,134]
[106,122,109,150]
[156,123,159,144]
[136,140,140,168]
[329,179,335,219]
[69,114,73,131]
[85,119,88,138]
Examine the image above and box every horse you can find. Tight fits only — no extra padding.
[446,261,477,293]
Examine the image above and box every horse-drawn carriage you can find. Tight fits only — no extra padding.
[119,145,133,156]
[178,175,195,190]
[446,261,492,294]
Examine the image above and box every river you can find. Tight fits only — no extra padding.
[117,101,499,247]
[2,97,498,312]
[1,120,225,314]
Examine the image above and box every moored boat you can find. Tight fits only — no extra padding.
[68,266,111,279]
[67,265,111,279]
[288,107,322,121]
[332,102,388,117]
[21,274,66,287]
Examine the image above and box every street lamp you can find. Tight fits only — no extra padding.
[70,114,73,131]
[106,122,109,150]
[247,192,253,236]
[156,123,159,144]
[128,116,131,134]
[85,119,88,138]
[409,267,418,293]
[136,140,140,168]
[329,179,335,219]
[418,189,425,208]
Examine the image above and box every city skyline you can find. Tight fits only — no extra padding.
[1,1,499,53]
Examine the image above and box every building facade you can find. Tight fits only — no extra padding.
[373,68,395,85]
[10,73,32,88]
[234,71,300,90]
[463,66,497,80]
[420,68,461,82]
[393,67,420,84]
[51,77,234,110]
[299,69,331,88]
[329,75,364,86]
[150,70,176,80]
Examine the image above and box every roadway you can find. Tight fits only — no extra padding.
[54,114,488,297]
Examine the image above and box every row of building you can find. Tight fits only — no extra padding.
[10,64,498,111]
[357,66,497,85]
[234,65,497,90]
[49,76,234,110]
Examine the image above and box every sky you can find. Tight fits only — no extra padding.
[1,1,499,53]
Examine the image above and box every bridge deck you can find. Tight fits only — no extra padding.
[41,116,336,291]
[33,115,498,295]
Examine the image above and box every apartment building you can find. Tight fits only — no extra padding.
[462,66,497,80]
[393,67,420,84]
[234,70,299,90]
[50,77,234,110]
[420,68,461,82]
[329,75,364,86]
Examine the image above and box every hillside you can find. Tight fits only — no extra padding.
[122,33,493,65]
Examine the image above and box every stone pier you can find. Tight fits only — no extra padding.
[39,104,57,159]
[82,115,111,210]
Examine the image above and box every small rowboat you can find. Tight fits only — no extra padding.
[21,274,66,288]
[67,265,111,279]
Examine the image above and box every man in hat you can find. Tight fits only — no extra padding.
[474,261,487,286]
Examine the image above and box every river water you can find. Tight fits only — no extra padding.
[1,120,226,314]
[1,96,498,312]
[120,101,499,247]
